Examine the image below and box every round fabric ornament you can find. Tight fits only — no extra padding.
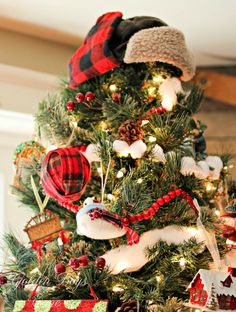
[41,146,91,211]
[13,140,45,168]
[76,201,127,239]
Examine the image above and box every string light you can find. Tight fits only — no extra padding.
[100,121,107,131]
[116,170,124,179]
[148,86,156,96]
[112,285,124,293]
[107,194,114,200]
[149,136,157,143]
[30,267,40,275]
[161,95,175,111]
[153,75,164,84]
[179,258,186,267]
[156,275,162,283]
[119,150,129,157]
[215,210,221,216]
[109,84,118,92]
[137,178,143,184]
[205,181,216,192]
[97,167,103,175]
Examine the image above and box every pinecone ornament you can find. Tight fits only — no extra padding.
[119,300,138,312]
[118,120,143,145]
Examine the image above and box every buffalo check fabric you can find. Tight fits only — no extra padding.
[89,208,140,245]
[69,12,122,87]
[41,146,91,203]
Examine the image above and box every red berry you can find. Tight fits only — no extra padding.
[122,217,129,225]
[163,195,171,203]
[151,202,160,211]
[175,189,182,196]
[69,258,80,269]
[96,257,106,269]
[136,214,144,221]
[181,191,187,198]
[0,275,7,285]
[75,92,85,102]
[168,191,176,199]
[157,198,165,206]
[54,263,66,275]
[77,255,88,267]
[186,195,193,202]
[112,93,121,102]
[129,215,137,223]
[143,211,151,219]
[148,207,156,216]
[66,101,76,111]
[85,91,94,101]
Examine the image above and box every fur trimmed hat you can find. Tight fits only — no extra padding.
[69,12,195,86]
[123,26,195,81]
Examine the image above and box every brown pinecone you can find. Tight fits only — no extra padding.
[119,300,138,312]
[118,120,143,145]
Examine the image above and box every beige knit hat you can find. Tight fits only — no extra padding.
[123,26,195,81]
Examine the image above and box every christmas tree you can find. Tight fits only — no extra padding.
[1,12,235,312]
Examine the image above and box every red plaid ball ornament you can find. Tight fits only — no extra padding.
[41,146,91,211]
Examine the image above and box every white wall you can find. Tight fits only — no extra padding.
[0,65,57,264]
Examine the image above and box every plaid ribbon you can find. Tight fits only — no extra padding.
[89,208,139,245]
[219,224,236,242]
[69,12,122,87]
[41,146,91,203]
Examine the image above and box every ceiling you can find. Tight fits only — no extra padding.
[0,0,236,66]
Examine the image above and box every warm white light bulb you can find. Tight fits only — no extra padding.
[119,150,129,157]
[109,84,118,92]
[149,136,157,143]
[156,275,161,283]
[107,194,114,200]
[148,86,156,96]
[153,75,164,83]
[179,258,186,267]
[97,167,103,174]
[116,170,124,178]
[215,210,221,216]
[161,95,175,111]
[205,182,215,192]
[137,178,143,184]
[112,285,124,292]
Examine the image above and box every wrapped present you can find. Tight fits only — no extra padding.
[13,299,108,312]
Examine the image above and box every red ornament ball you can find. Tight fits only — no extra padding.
[66,101,76,111]
[75,92,85,103]
[69,258,80,270]
[96,257,106,269]
[0,275,7,285]
[112,92,121,102]
[77,255,88,267]
[54,263,66,275]
[85,91,95,101]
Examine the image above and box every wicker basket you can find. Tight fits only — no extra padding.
[24,212,62,243]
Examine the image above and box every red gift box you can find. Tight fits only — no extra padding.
[13,299,108,312]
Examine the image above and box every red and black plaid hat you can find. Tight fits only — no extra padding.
[69,11,123,88]
[41,146,91,203]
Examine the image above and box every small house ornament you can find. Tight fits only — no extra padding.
[187,267,236,311]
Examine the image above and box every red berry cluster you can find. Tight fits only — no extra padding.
[54,256,106,275]
[111,92,121,102]
[0,275,7,285]
[121,188,197,225]
[144,106,167,120]
[66,91,95,111]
